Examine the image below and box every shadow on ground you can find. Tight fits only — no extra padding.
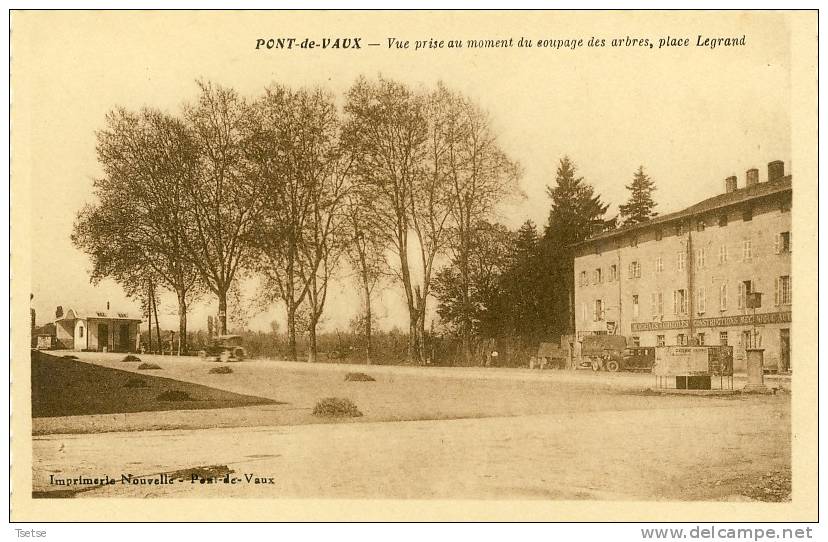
[31,350,278,417]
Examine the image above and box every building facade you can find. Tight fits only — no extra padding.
[573,161,792,373]
[54,308,142,353]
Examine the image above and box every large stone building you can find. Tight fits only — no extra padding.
[573,161,792,373]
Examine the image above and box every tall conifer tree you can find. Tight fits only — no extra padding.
[618,165,658,226]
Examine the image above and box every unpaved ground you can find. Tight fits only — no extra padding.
[32,351,791,501]
[33,401,789,501]
[34,351,789,436]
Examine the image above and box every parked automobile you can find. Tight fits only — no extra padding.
[618,346,656,372]
[197,334,246,362]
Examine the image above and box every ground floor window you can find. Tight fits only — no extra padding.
[677,333,687,346]
[719,331,728,345]
[656,335,665,347]
[631,336,640,346]
[696,332,705,345]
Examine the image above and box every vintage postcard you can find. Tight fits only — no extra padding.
[9,10,818,521]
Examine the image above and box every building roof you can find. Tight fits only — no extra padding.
[574,176,792,247]
[56,308,142,322]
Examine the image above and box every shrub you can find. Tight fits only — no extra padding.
[122,355,141,362]
[155,390,192,401]
[312,397,362,418]
[344,372,375,382]
[137,362,162,370]
[123,377,147,388]
[209,366,233,374]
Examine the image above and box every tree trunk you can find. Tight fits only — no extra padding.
[417,310,427,365]
[177,292,187,355]
[217,289,228,336]
[364,298,372,366]
[307,319,318,363]
[408,317,419,364]
[146,282,153,354]
[152,288,161,355]
[286,306,297,361]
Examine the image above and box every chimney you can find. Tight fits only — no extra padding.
[725,175,738,193]
[768,160,784,182]
[746,168,759,187]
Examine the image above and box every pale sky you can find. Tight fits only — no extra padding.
[13,11,792,332]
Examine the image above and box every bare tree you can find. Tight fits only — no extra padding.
[343,76,454,363]
[250,84,349,361]
[431,83,522,362]
[73,107,204,353]
[343,191,387,364]
[182,80,263,335]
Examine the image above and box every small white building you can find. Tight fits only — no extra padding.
[54,308,142,353]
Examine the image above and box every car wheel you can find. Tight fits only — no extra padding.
[606,360,620,372]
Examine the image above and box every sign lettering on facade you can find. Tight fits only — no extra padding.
[630,311,791,333]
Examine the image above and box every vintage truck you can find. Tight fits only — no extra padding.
[530,342,569,369]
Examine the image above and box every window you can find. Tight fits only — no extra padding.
[631,336,640,347]
[775,276,792,305]
[628,261,641,279]
[78,325,84,338]
[738,280,753,309]
[696,220,705,232]
[743,206,753,221]
[780,197,791,213]
[580,271,588,287]
[697,287,706,314]
[655,229,663,241]
[593,268,603,284]
[609,264,617,282]
[632,295,639,319]
[655,256,663,273]
[719,283,728,311]
[676,251,686,271]
[697,333,705,346]
[718,214,728,227]
[676,223,684,236]
[656,335,666,347]
[582,303,588,322]
[593,299,604,322]
[776,232,791,254]
[650,291,663,317]
[718,244,728,264]
[696,248,706,269]
[677,333,687,346]
[673,289,687,315]
[742,239,752,261]
[719,331,728,346]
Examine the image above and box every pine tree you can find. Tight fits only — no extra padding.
[618,165,658,226]
[541,156,614,335]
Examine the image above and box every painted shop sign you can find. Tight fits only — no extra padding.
[630,311,791,332]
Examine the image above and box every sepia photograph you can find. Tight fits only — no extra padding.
[8,9,818,523]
